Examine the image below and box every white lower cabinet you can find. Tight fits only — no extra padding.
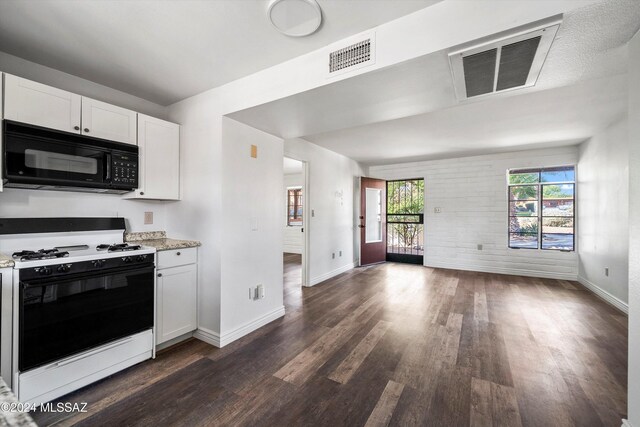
[156,249,197,345]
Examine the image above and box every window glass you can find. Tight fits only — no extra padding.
[510,201,538,217]
[542,200,573,217]
[507,166,574,251]
[541,167,575,183]
[509,185,538,201]
[508,172,539,185]
[287,188,303,226]
[509,233,538,249]
[542,184,574,199]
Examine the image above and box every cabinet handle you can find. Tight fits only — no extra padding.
[74,126,80,131]
[176,252,181,256]
[140,191,145,196]
[157,273,163,277]
[84,128,90,133]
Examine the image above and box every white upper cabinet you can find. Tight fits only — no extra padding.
[81,97,137,145]
[131,114,180,200]
[3,74,81,134]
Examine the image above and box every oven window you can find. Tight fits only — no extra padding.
[19,265,154,371]
[25,149,98,175]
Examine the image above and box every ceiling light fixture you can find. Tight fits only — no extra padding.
[267,0,322,37]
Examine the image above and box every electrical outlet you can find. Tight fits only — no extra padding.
[434,207,442,213]
[477,244,483,251]
[144,211,153,225]
[605,267,609,277]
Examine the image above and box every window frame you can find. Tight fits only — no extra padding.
[287,186,303,227]
[507,165,576,252]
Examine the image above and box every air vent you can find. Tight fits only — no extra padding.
[449,19,560,100]
[326,31,376,78]
[329,39,371,73]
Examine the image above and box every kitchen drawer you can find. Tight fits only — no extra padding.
[157,247,197,269]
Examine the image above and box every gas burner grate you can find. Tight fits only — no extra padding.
[97,243,142,252]
[13,249,70,261]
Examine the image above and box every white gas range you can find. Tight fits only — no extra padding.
[0,218,157,405]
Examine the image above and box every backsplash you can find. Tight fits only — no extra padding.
[0,188,167,232]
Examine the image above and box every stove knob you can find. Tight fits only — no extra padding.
[40,267,52,276]
[136,255,146,262]
[92,259,105,268]
[122,256,132,263]
[57,264,70,273]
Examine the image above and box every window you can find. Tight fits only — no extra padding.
[508,166,575,251]
[287,187,303,226]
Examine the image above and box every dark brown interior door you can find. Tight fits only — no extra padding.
[360,177,386,266]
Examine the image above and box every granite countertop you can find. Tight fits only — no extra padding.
[0,252,15,268]
[0,377,37,426]
[125,231,201,252]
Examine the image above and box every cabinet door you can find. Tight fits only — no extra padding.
[134,114,180,200]
[156,264,197,345]
[3,74,81,134]
[81,97,137,145]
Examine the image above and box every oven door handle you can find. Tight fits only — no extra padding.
[53,337,134,367]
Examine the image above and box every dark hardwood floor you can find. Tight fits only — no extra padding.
[32,262,628,427]
[283,252,302,308]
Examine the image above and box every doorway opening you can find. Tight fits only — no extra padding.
[386,179,424,264]
[283,156,308,306]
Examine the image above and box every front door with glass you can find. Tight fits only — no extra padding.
[386,179,424,264]
[359,177,386,266]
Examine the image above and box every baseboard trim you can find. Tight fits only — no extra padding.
[219,305,286,347]
[309,261,357,286]
[577,276,629,314]
[622,419,635,427]
[425,261,578,281]
[193,327,221,347]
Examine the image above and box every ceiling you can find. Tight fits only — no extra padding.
[0,0,439,105]
[229,0,640,165]
[284,157,303,174]
[306,75,627,165]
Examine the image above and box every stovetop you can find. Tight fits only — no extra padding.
[12,243,146,261]
[0,226,157,270]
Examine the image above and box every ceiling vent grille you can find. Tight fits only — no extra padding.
[326,31,376,78]
[329,39,371,73]
[449,19,560,100]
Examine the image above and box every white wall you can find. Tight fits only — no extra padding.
[284,138,365,285]
[577,117,629,311]
[165,87,223,335]
[627,29,640,427]
[0,189,167,232]
[0,51,167,118]
[220,118,284,337]
[369,146,579,280]
[283,173,304,254]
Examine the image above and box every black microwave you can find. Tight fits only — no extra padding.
[2,120,138,194]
